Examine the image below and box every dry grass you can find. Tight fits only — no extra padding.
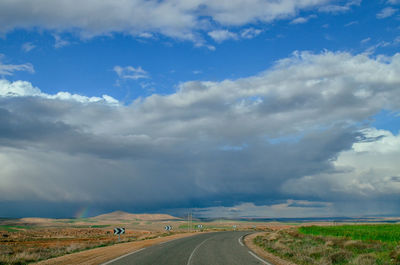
[0,227,156,265]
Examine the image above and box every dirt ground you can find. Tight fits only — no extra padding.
[0,226,157,264]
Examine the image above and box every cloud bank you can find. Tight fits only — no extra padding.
[1,50,400,217]
[0,0,354,42]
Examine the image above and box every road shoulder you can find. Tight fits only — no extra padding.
[35,232,199,265]
[244,232,297,265]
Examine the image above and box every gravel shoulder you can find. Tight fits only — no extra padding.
[244,232,297,265]
[35,232,199,265]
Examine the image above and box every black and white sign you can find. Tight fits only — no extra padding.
[164,225,172,231]
[114,227,125,235]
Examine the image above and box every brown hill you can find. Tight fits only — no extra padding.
[92,211,179,221]
[19,217,56,224]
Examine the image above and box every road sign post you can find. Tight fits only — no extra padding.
[164,225,172,233]
[114,227,125,242]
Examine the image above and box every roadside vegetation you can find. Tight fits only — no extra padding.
[254,224,400,264]
[0,226,162,265]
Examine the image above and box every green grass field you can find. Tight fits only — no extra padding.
[90,225,111,228]
[299,224,400,243]
[0,225,34,232]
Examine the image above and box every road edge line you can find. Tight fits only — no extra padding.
[238,235,244,246]
[159,236,181,245]
[100,248,145,265]
[186,236,215,265]
[248,251,272,265]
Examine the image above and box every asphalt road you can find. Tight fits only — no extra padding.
[103,231,271,265]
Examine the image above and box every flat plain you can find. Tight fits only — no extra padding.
[2,212,399,265]
[0,211,292,264]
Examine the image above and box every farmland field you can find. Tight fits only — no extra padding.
[299,224,400,243]
[254,224,400,265]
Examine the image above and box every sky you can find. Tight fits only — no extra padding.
[0,0,400,219]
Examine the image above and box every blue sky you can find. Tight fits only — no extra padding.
[0,0,400,218]
[1,1,399,101]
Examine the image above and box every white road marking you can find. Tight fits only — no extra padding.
[248,251,273,265]
[159,233,198,245]
[101,248,145,265]
[159,238,178,245]
[187,236,215,265]
[238,235,244,246]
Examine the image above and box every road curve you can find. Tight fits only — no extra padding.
[102,231,271,265]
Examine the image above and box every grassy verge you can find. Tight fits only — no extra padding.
[254,225,400,264]
[299,224,400,243]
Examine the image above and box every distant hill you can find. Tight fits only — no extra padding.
[92,211,179,221]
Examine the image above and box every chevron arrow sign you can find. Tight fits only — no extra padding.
[114,227,125,235]
[164,225,172,231]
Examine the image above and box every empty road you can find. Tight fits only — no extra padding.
[103,231,271,265]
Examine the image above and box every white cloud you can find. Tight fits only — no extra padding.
[21,42,36,52]
[290,17,308,24]
[282,128,400,198]
[0,0,342,42]
[4,50,400,142]
[192,70,202,75]
[344,20,358,27]
[319,5,350,13]
[208,30,238,43]
[290,15,317,24]
[208,28,263,43]
[0,79,118,104]
[53,34,70,48]
[0,56,34,76]
[195,201,334,218]
[377,7,397,19]
[206,45,216,51]
[0,80,40,97]
[138,32,154,39]
[114,65,149,80]
[360,37,371,44]
[319,0,361,13]
[365,36,400,53]
[4,49,400,139]
[240,28,263,39]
